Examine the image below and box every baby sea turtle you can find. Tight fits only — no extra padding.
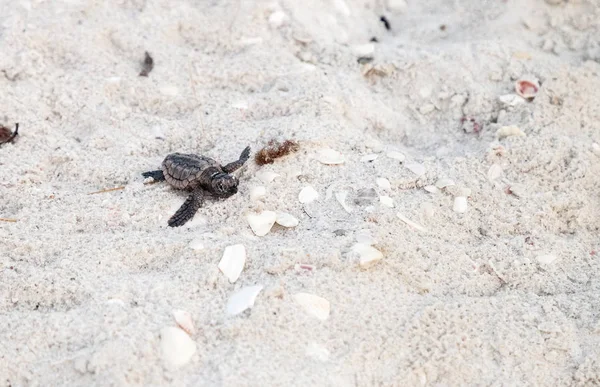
[142,146,251,227]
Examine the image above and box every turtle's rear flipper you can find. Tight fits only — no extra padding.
[142,170,165,181]
[168,189,204,227]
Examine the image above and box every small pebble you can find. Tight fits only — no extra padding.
[316,148,345,165]
[354,188,378,206]
[352,243,384,268]
[360,154,379,162]
[453,196,468,213]
[537,254,557,265]
[380,195,394,207]
[405,163,426,176]
[293,293,330,320]
[247,211,277,236]
[172,310,196,335]
[497,125,526,139]
[387,151,406,162]
[335,191,353,213]
[160,327,197,368]
[250,186,267,202]
[299,186,319,203]
[219,244,246,283]
[376,178,391,190]
[226,285,264,315]
[275,212,299,227]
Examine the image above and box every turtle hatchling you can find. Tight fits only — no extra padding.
[142,146,251,227]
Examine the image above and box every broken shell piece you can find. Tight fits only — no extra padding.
[360,154,378,162]
[226,285,264,315]
[295,263,315,272]
[515,79,539,100]
[316,148,345,165]
[275,212,299,227]
[172,310,196,336]
[537,254,557,265]
[335,191,353,213]
[299,186,319,203]
[499,94,526,107]
[219,244,246,283]
[380,195,394,207]
[421,202,435,218]
[256,171,279,183]
[250,186,267,201]
[293,293,330,320]
[268,11,288,28]
[424,185,438,193]
[405,163,426,176]
[305,342,330,362]
[591,143,600,157]
[387,151,406,162]
[497,125,526,139]
[487,164,503,181]
[247,211,277,236]
[188,238,205,251]
[453,196,468,213]
[355,229,376,245]
[376,178,391,190]
[397,212,427,232]
[435,178,455,189]
[352,243,383,268]
[160,327,197,368]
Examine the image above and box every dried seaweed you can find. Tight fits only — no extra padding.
[255,139,299,165]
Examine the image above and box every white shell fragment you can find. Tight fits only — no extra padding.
[355,229,376,245]
[380,195,394,207]
[226,285,264,315]
[293,293,330,320]
[275,212,299,228]
[421,202,435,218]
[219,244,246,283]
[397,212,427,232]
[592,143,600,157]
[299,186,319,203]
[376,178,391,190]
[487,164,503,181]
[453,196,468,213]
[435,178,455,189]
[360,154,379,162]
[316,148,345,165]
[188,238,205,251]
[250,186,267,201]
[424,185,438,194]
[387,151,406,162]
[305,342,330,362]
[352,243,384,268]
[268,11,288,28]
[515,79,539,100]
[247,211,277,236]
[497,125,526,139]
[537,254,557,265]
[256,171,279,183]
[172,310,196,336]
[160,327,197,368]
[405,163,426,176]
[335,191,353,213]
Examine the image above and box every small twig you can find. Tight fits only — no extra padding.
[0,218,18,222]
[88,186,125,195]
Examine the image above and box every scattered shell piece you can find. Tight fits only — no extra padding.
[497,125,526,139]
[515,79,539,100]
[293,293,330,320]
[419,104,435,115]
[435,178,455,189]
[421,202,435,218]
[537,254,557,265]
[387,151,406,162]
[355,229,376,245]
[295,263,315,272]
[316,148,345,165]
[376,178,391,190]
[160,327,197,368]
[353,243,383,268]
[453,196,468,213]
[360,154,378,162]
[397,212,427,232]
[386,0,407,12]
[458,187,472,197]
[405,163,426,176]
[335,191,353,213]
[226,285,264,315]
[352,43,375,57]
[219,244,246,283]
[250,186,267,202]
[487,164,503,181]
[424,185,438,193]
[299,186,319,203]
[305,342,330,362]
[159,86,179,96]
[247,211,277,236]
[268,11,288,28]
[499,94,526,107]
[232,101,249,110]
[275,212,299,228]
[188,238,205,251]
[172,310,196,335]
[591,143,600,157]
[380,195,394,207]
[256,171,279,183]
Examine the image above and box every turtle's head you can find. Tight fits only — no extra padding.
[212,174,239,197]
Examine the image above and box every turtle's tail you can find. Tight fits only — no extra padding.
[142,170,165,181]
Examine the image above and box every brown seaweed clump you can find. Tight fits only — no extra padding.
[255,139,299,165]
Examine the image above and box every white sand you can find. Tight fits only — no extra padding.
[2,0,600,385]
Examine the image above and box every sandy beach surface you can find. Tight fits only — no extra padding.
[2,0,600,385]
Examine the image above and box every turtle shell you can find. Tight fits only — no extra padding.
[161,153,221,190]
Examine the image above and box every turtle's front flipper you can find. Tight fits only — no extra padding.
[222,146,251,174]
[168,189,204,227]
[142,170,165,181]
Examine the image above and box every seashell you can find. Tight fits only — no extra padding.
[172,310,196,335]
[268,11,288,28]
[188,238,205,251]
[355,229,376,245]
[299,186,319,203]
[226,285,264,315]
[316,148,345,165]
[453,196,468,213]
[497,125,526,139]
[537,254,557,265]
[160,327,197,368]
[380,195,394,207]
[498,94,526,106]
[387,151,406,162]
[352,43,375,57]
[487,164,503,181]
[293,293,330,320]
[397,212,427,232]
[435,178,455,189]
[335,191,353,213]
[515,79,539,100]
[352,243,383,268]
[421,202,435,218]
[305,342,330,362]
[275,212,299,227]
[376,178,391,190]
[250,186,266,201]
[405,163,426,176]
[360,154,378,162]
[247,211,277,236]
[218,244,246,283]
[256,171,280,183]
[591,143,600,157]
[424,185,438,193]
